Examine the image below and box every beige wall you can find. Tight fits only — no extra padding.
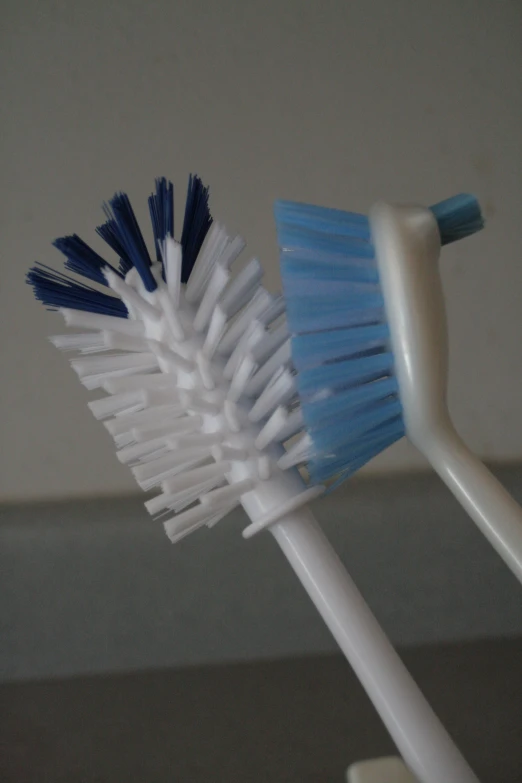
[1,0,520,500]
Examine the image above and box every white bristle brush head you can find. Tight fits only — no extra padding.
[35,176,322,544]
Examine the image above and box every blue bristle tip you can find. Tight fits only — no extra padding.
[148,177,174,266]
[53,234,121,286]
[180,174,213,283]
[26,264,128,317]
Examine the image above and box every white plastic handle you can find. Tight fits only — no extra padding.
[425,424,522,581]
[270,510,479,783]
[370,201,522,584]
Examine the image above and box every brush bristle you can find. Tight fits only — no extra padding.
[275,192,483,486]
[27,174,306,543]
[430,193,484,245]
[28,180,485,532]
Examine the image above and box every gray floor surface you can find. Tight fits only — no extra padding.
[2,638,521,783]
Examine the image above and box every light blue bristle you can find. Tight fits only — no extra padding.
[430,193,484,245]
[292,324,389,371]
[276,191,484,487]
[297,353,395,399]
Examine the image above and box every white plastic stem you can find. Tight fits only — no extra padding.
[234,464,478,783]
[370,201,522,585]
[270,512,479,783]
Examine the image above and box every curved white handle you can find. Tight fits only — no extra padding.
[269,510,479,783]
[424,425,522,583]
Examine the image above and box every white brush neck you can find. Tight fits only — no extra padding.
[369,201,450,449]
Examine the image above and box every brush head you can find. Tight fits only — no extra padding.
[275,194,484,487]
[27,175,312,543]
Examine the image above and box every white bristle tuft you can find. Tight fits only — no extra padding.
[164,237,182,306]
[104,269,161,321]
[102,374,174,394]
[163,503,216,543]
[255,406,290,450]
[210,444,249,462]
[60,308,145,336]
[277,433,312,470]
[219,258,263,317]
[50,333,106,353]
[276,407,304,442]
[182,394,221,416]
[102,332,150,353]
[257,456,271,480]
[223,322,265,380]
[71,353,158,380]
[147,340,193,373]
[166,432,223,450]
[88,390,147,420]
[223,400,241,432]
[196,351,215,390]
[217,235,246,270]
[157,287,184,341]
[202,306,227,359]
[250,320,289,366]
[246,339,292,398]
[133,451,210,491]
[117,435,171,465]
[257,295,286,327]
[193,264,230,332]
[132,415,202,442]
[104,404,186,436]
[228,354,257,402]
[217,288,273,355]
[205,505,238,529]
[185,223,229,303]
[161,462,231,495]
[200,478,256,510]
[249,368,297,423]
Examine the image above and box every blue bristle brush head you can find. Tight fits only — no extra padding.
[275,193,484,488]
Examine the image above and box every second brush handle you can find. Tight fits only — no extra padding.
[424,424,522,584]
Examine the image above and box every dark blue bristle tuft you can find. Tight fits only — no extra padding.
[96,217,133,277]
[53,234,122,286]
[101,193,157,292]
[26,264,128,317]
[180,174,212,283]
[148,178,174,266]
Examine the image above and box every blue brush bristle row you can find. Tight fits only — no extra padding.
[180,174,213,283]
[275,192,483,487]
